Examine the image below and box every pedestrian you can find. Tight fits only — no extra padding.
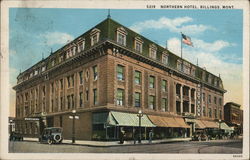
[120,129,125,144]
[149,130,153,144]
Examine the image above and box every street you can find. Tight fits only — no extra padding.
[9,139,242,153]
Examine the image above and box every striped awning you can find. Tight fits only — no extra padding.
[148,115,189,128]
[195,119,206,129]
[201,120,219,128]
[108,111,155,127]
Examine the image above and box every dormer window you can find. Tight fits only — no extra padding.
[208,74,212,83]
[183,62,191,74]
[90,28,101,46]
[149,44,157,59]
[77,39,85,53]
[134,36,143,53]
[42,66,46,72]
[162,52,169,65]
[191,66,196,76]
[51,59,55,67]
[116,27,127,46]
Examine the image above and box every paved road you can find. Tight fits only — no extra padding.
[9,139,242,153]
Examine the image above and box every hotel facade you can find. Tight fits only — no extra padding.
[13,17,226,140]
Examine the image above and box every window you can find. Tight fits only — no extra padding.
[51,99,54,112]
[162,53,168,65]
[191,66,196,76]
[79,71,83,84]
[135,41,142,53]
[134,36,143,53]
[162,80,167,92]
[116,89,124,106]
[214,97,217,104]
[219,98,222,106]
[67,76,71,88]
[117,65,124,81]
[90,28,100,46]
[117,33,126,46]
[202,93,205,102]
[86,90,89,101]
[149,76,155,88]
[116,27,127,46]
[93,66,98,80]
[42,66,46,72]
[214,108,217,118]
[209,108,212,118]
[60,97,63,111]
[51,59,55,67]
[219,110,222,119]
[78,40,85,52]
[71,75,74,87]
[149,95,155,109]
[208,95,211,104]
[93,89,98,105]
[67,95,70,109]
[51,82,54,93]
[60,79,63,90]
[134,92,141,107]
[149,47,157,59]
[42,86,46,97]
[161,98,168,111]
[203,106,206,116]
[134,71,141,85]
[79,92,83,108]
[177,59,182,71]
[71,94,74,108]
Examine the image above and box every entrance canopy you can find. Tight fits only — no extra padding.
[108,111,155,127]
[148,115,189,128]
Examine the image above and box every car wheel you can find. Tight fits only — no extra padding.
[47,139,53,145]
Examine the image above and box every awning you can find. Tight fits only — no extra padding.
[148,115,189,128]
[201,120,219,128]
[195,119,206,129]
[217,122,234,131]
[108,111,155,127]
[174,117,190,128]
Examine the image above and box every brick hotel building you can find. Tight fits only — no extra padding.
[13,17,227,140]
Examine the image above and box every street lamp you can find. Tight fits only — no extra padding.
[72,109,76,143]
[137,109,143,143]
[219,119,222,139]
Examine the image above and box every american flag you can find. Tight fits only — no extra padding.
[181,33,193,46]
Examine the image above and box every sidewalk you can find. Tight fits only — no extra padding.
[23,137,191,147]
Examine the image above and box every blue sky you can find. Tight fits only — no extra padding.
[9,8,243,114]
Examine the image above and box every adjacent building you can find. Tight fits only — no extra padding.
[13,17,226,140]
[224,102,243,135]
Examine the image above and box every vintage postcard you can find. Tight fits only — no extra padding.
[0,0,249,159]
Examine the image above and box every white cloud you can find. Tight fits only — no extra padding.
[130,16,214,35]
[166,37,242,105]
[192,39,236,52]
[39,32,74,46]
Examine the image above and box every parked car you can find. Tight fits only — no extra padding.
[192,130,208,141]
[9,131,23,141]
[39,127,63,144]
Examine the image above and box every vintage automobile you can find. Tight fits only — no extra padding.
[192,130,208,141]
[39,127,63,144]
[9,131,23,141]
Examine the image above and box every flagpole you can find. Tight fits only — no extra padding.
[180,32,183,59]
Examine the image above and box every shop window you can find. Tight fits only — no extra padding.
[134,92,141,107]
[116,89,124,106]
[149,95,155,110]
[117,65,124,81]
[149,76,155,88]
[134,70,141,85]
